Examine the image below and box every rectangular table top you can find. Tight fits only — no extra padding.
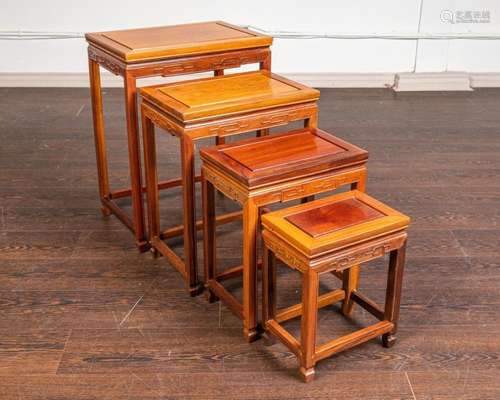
[286,197,384,238]
[200,128,368,188]
[262,191,410,257]
[86,21,272,63]
[140,71,319,122]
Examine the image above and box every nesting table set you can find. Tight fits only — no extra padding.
[86,21,410,382]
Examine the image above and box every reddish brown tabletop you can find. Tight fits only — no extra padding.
[262,191,411,256]
[200,128,368,188]
[85,21,273,63]
[286,197,384,238]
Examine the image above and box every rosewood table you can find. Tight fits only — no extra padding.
[86,21,272,251]
[261,190,410,381]
[200,128,368,341]
[140,71,320,296]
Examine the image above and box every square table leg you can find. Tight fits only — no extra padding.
[88,58,111,217]
[141,113,160,246]
[382,241,407,348]
[299,269,319,382]
[214,69,226,146]
[340,175,368,314]
[341,265,359,316]
[123,72,148,250]
[181,135,203,295]
[202,173,218,303]
[262,245,276,325]
[242,198,260,342]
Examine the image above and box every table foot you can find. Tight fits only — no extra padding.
[136,240,151,253]
[382,333,397,348]
[205,288,219,303]
[188,283,205,297]
[243,326,262,343]
[299,367,315,383]
[100,206,112,217]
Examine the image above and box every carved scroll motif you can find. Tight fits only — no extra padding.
[156,56,252,77]
[143,107,182,136]
[327,244,392,272]
[88,48,124,76]
[265,236,308,272]
[260,111,300,127]
[208,121,251,136]
[205,170,246,204]
[280,172,363,202]
[211,56,251,70]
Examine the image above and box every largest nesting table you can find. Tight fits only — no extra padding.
[86,21,273,251]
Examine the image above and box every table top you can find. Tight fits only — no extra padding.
[140,71,319,122]
[86,21,273,63]
[200,128,368,188]
[262,191,410,257]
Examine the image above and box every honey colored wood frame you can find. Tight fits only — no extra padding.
[141,99,318,296]
[262,229,407,382]
[88,44,271,251]
[202,161,367,341]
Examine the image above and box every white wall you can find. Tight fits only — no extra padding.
[1,0,499,75]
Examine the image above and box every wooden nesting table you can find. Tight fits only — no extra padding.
[86,21,272,251]
[200,128,368,341]
[261,191,410,381]
[140,71,319,296]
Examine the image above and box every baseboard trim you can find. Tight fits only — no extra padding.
[0,72,212,88]
[283,73,396,88]
[0,72,499,89]
[469,73,500,88]
[393,72,472,91]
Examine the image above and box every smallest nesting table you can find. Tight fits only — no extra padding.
[261,191,410,382]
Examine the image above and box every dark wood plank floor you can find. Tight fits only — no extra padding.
[1,87,499,399]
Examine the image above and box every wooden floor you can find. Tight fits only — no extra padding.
[1,87,499,399]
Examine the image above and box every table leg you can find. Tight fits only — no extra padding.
[300,114,319,203]
[141,112,159,254]
[341,265,359,317]
[242,198,260,342]
[202,171,218,302]
[260,51,272,71]
[304,112,318,129]
[124,72,148,251]
[256,51,272,139]
[300,269,319,382]
[351,175,367,192]
[181,135,202,296]
[382,241,406,348]
[342,173,368,312]
[262,245,276,325]
[88,58,111,217]
[214,69,226,146]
